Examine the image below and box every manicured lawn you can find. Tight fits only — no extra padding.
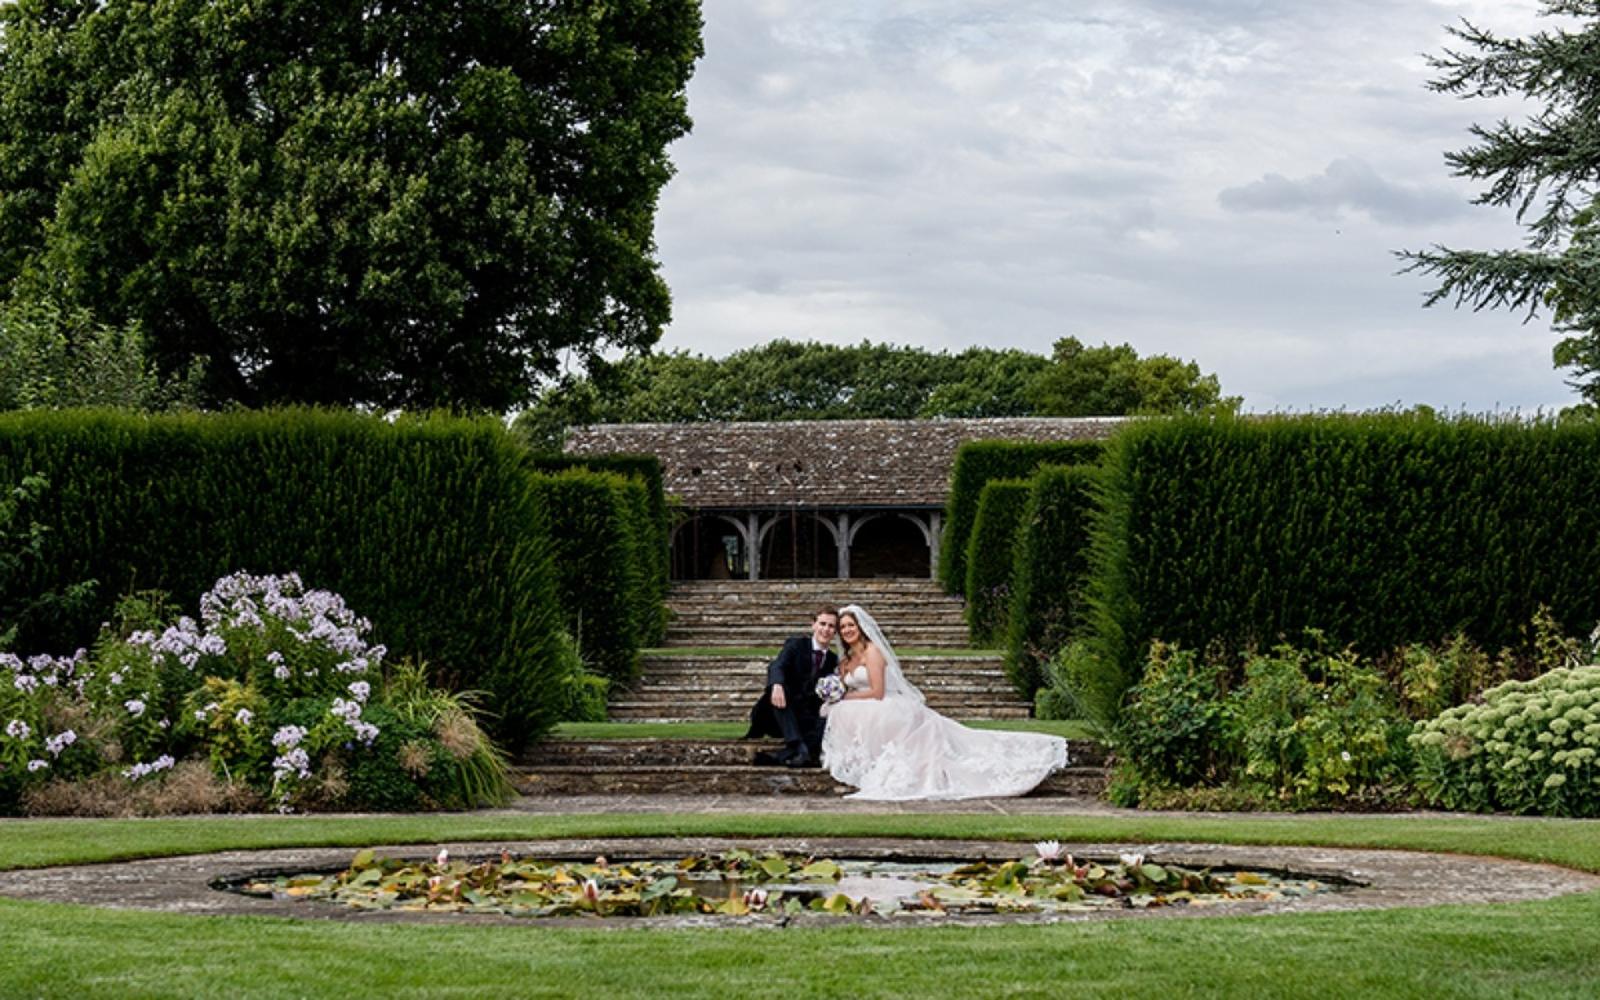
[2,811,1599,998]
[551,719,1093,741]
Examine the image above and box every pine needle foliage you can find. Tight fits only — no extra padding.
[0,408,565,749]
[1082,413,1600,727]
[1399,2,1600,404]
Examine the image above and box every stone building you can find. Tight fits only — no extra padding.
[564,417,1120,580]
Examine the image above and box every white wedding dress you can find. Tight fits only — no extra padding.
[819,605,1068,801]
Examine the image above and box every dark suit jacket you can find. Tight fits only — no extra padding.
[744,635,838,739]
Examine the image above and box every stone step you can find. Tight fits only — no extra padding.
[511,763,1107,798]
[606,702,1034,722]
[672,578,949,591]
[628,683,1021,701]
[522,738,1109,769]
[634,669,1012,688]
[666,625,975,646]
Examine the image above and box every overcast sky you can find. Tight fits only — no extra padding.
[649,0,1574,413]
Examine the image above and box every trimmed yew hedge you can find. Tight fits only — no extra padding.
[1082,414,1600,727]
[527,453,668,644]
[0,409,567,749]
[963,480,1031,646]
[1005,464,1098,698]
[938,439,1104,593]
[528,469,654,683]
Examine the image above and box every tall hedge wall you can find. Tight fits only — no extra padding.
[1083,414,1600,725]
[0,409,567,749]
[1005,464,1098,698]
[528,468,653,684]
[963,480,1031,646]
[528,452,668,643]
[938,439,1104,593]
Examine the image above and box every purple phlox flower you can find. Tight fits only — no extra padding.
[45,730,77,756]
[127,630,157,647]
[124,698,147,718]
[235,708,254,726]
[26,759,48,772]
[108,671,124,687]
[349,721,379,745]
[13,674,38,694]
[198,634,227,657]
[122,755,176,781]
[330,698,362,722]
[266,651,284,664]
[157,717,171,730]
[5,719,30,741]
[273,664,291,681]
[272,725,308,749]
[0,653,22,672]
[272,747,312,781]
[27,654,54,672]
[347,681,370,703]
[367,645,387,665]
[40,672,58,687]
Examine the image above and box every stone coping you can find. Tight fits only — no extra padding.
[3,836,1597,928]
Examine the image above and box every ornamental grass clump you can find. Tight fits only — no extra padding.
[1410,665,1600,817]
[0,572,512,815]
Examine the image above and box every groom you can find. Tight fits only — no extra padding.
[745,606,839,768]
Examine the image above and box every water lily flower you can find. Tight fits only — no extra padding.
[743,889,769,911]
[1119,852,1146,869]
[582,879,601,906]
[1034,840,1066,863]
[436,848,450,866]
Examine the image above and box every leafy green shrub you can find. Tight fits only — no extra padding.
[1113,642,1233,789]
[0,408,564,747]
[529,469,650,684]
[1411,665,1600,817]
[963,479,1031,646]
[0,574,512,815]
[1084,413,1600,728]
[1005,464,1098,698]
[938,439,1104,593]
[1108,636,1413,809]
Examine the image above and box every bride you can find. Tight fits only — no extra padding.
[820,604,1068,800]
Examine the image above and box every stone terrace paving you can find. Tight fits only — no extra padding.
[512,578,1110,799]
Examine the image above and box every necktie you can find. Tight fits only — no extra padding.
[812,648,823,674]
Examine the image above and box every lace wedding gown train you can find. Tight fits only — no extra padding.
[821,664,1069,801]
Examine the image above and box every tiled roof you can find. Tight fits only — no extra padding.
[564,418,1122,508]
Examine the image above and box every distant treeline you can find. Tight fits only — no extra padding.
[514,337,1237,448]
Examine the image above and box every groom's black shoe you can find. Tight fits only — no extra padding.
[783,748,818,769]
[753,749,788,766]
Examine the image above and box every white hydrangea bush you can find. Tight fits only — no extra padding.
[1410,665,1600,816]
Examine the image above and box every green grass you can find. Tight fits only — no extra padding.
[550,719,1094,741]
[3,811,1600,997]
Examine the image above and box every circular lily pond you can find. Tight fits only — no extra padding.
[216,845,1351,920]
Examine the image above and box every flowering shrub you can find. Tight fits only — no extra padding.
[0,572,511,815]
[1108,637,1413,809]
[1410,665,1600,817]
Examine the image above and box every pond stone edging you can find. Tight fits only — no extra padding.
[3,837,1597,927]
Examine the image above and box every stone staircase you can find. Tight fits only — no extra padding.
[514,738,1109,797]
[514,576,1108,798]
[663,578,973,648]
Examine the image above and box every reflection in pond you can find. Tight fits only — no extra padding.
[217,847,1350,919]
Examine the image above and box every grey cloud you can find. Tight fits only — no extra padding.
[1217,157,1466,225]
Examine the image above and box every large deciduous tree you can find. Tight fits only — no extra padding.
[0,0,702,410]
[1400,2,1600,405]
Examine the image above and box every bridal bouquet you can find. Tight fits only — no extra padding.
[815,673,845,704]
